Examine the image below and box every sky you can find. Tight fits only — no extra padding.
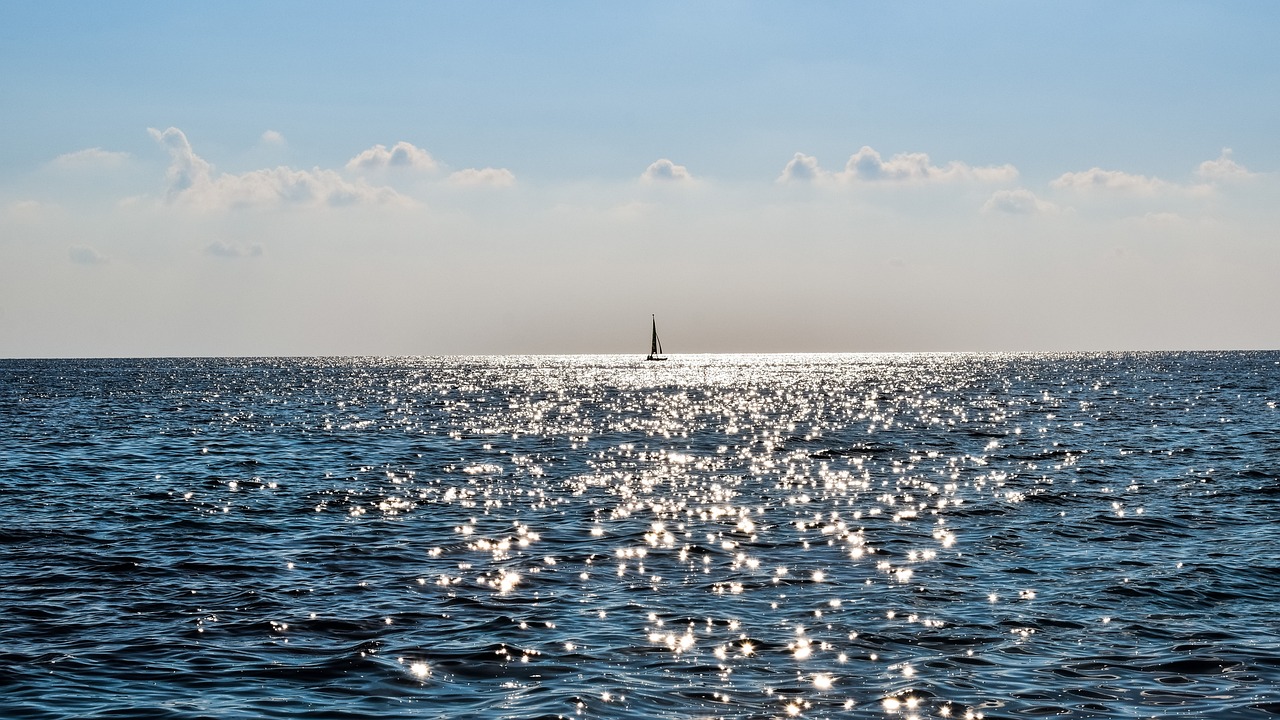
[2,1,1278,357]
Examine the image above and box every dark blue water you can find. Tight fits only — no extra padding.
[2,353,1278,719]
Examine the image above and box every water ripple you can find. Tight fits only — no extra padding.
[1,352,1278,718]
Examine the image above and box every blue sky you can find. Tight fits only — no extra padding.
[2,2,1278,356]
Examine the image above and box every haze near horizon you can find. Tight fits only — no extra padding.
[2,2,1278,357]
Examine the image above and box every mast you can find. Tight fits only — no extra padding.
[647,315,666,360]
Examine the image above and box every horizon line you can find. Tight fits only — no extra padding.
[3,348,1278,362]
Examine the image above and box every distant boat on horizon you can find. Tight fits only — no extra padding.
[646,315,667,361]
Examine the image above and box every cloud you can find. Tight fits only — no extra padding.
[447,167,516,188]
[261,130,286,146]
[1052,150,1253,200]
[149,126,406,210]
[1196,148,1253,182]
[777,153,823,183]
[53,147,130,168]
[843,146,1017,183]
[5,199,50,221]
[345,141,438,172]
[68,245,108,265]
[640,158,693,183]
[1130,211,1192,228]
[149,127,214,198]
[1050,167,1169,195]
[609,200,653,221]
[216,166,403,207]
[206,240,264,258]
[982,188,1060,215]
[778,147,1017,185]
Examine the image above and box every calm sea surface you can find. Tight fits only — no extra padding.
[1,353,1278,719]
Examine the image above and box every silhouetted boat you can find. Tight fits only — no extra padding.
[646,315,667,361]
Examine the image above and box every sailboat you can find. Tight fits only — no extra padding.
[646,314,667,361]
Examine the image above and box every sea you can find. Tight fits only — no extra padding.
[1,353,1278,719]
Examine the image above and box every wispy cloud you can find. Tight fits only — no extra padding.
[447,167,516,187]
[843,146,1017,183]
[982,188,1060,215]
[260,130,286,146]
[1051,150,1255,201]
[68,245,108,265]
[1195,148,1254,182]
[778,146,1017,185]
[150,127,406,210]
[53,148,130,168]
[1126,211,1195,229]
[1050,167,1170,195]
[206,240,264,258]
[4,199,50,221]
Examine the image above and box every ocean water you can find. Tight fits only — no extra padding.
[1,353,1278,719]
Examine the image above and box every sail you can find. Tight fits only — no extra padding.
[647,315,666,360]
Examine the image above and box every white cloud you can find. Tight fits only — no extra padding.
[447,167,516,188]
[843,146,1017,183]
[1052,150,1253,200]
[206,240,264,258]
[53,147,130,168]
[640,158,693,183]
[261,130,286,146]
[1050,167,1169,195]
[1196,148,1253,182]
[982,188,1060,215]
[609,200,653,221]
[149,127,214,199]
[68,245,108,265]
[149,126,406,210]
[214,166,403,207]
[5,199,50,221]
[345,141,438,172]
[777,147,1017,185]
[778,153,823,183]
[1130,211,1192,228]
